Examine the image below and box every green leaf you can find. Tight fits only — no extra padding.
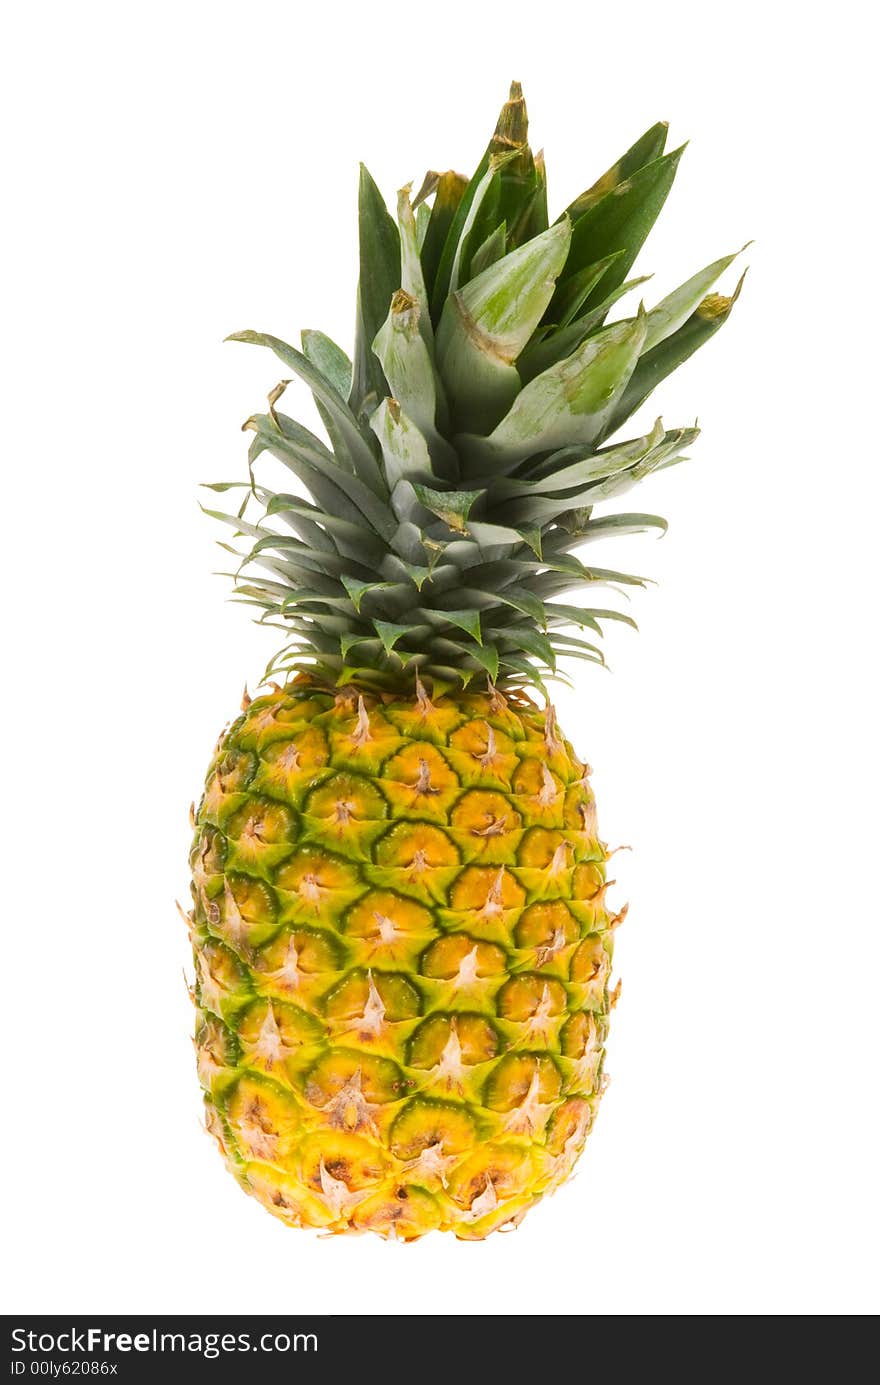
[494,421,693,523]
[561,121,669,221]
[499,653,549,695]
[466,520,541,556]
[458,313,647,471]
[388,484,437,531]
[547,643,605,668]
[429,165,492,318]
[236,578,298,601]
[509,149,548,246]
[447,158,507,297]
[540,563,648,588]
[263,497,386,562]
[521,275,651,383]
[460,556,554,590]
[397,186,434,345]
[431,608,483,644]
[548,630,605,658]
[247,532,343,566]
[200,505,264,541]
[430,82,533,318]
[548,250,625,327]
[469,642,500,681]
[560,146,685,313]
[277,588,357,614]
[582,427,698,504]
[412,666,460,696]
[280,610,366,638]
[436,218,571,433]
[492,86,543,247]
[388,479,432,529]
[643,247,748,353]
[415,202,430,251]
[372,619,426,654]
[494,485,601,528]
[301,329,352,398]
[436,308,520,436]
[372,292,453,462]
[411,484,485,533]
[610,270,747,429]
[449,219,571,358]
[460,163,509,282]
[563,511,668,542]
[349,164,401,420]
[469,222,507,278]
[381,556,434,590]
[260,491,338,554]
[246,413,395,541]
[228,332,384,494]
[340,631,382,659]
[499,624,556,670]
[496,417,666,492]
[370,398,435,491]
[389,516,429,565]
[582,607,639,628]
[544,603,603,633]
[418,170,469,304]
[499,585,546,623]
[437,538,487,572]
[431,585,545,625]
[340,574,394,612]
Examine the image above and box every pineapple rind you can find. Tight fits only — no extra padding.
[191,683,616,1239]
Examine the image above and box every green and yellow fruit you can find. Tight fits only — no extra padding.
[189,84,743,1238]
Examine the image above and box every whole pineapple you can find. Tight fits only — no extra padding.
[190,84,744,1239]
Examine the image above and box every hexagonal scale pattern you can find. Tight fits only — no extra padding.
[189,682,619,1239]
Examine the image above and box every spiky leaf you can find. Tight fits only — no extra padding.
[350,165,401,419]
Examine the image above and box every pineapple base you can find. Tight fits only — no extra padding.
[189,681,620,1239]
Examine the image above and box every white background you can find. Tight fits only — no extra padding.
[3,0,878,1317]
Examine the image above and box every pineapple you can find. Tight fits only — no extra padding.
[190,83,744,1239]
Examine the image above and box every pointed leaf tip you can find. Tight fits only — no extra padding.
[642,244,750,352]
[698,265,748,321]
[492,81,529,152]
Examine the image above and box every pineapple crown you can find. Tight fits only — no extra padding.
[206,82,746,696]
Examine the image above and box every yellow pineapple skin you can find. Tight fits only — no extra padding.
[189,681,620,1239]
